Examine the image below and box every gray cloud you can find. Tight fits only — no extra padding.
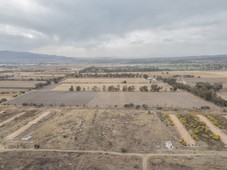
[0,0,227,57]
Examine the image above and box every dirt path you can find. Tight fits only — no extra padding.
[224,116,227,120]
[0,112,26,127]
[170,114,196,146]
[5,111,51,140]
[197,115,227,145]
[1,148,227,170]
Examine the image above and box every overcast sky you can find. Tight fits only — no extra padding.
[0,0,227,58]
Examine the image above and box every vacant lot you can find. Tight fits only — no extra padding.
[148,156,227,170]
[63,78,147,84]
[0,151,142,170]
[10,109,181,152]
[0,81,46,89]
[7,91,97,106]
[53,82,172,92]
[88,92,218,109]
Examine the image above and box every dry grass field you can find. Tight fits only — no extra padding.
[148,156,227,170]
[0,81,46,89]
[10,109,181,152]
[88,92,218,109]
[0,91,21,100]
[53,82,172,92]
[0,152,142,170]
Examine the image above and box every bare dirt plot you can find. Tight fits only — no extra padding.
[169,115,196,146]
[13,109,181,152]
[197,115,227,145]
[167,71,227,78]
[88,92,219,109]
[53,82,172,92]
[7,91,97,106]
[62,78,147,84]
[0,81,45,89]
[0,112,26,127]
[0,152,142,170]
[148,156,227,170]
[5,111,51,140]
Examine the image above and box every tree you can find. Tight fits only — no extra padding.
[140,86,148,92]
[69,85,74,91]
[76,86,81,91]
[128,86,135,92]
[150,84,162,92]
[143,74,149,79]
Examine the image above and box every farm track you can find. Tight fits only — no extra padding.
[1,148,227,170]
[5,111,51,140]
[170,114,196,146]
[0,112,26,127]
[197,115,227,145]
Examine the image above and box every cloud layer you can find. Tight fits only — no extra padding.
[0,0,227,57]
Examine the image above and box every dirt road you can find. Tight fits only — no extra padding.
[197,115,227,145]
[1,148,227,170]
[170,114,196,146]
[0,112,26,127]
[5,111,51,140]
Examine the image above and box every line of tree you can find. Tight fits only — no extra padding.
[161,77,227,107]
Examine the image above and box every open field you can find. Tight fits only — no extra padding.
[7,91,97,106]
[6,111,51,140]
[88,92,219,109]
[53,82,172,92]
[0,91,22,100]
[6,91,219,109]
[7,109,181,152]
[0,110,38,139]
[0,81,46,89]
[148,155,227,170]
[0,151,142,170]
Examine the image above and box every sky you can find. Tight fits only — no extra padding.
[0,0,227,58]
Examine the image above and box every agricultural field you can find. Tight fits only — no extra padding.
[0,80,46,89]
[6,91,219,109]
[88,92,218,109]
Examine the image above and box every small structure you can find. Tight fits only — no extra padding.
[165,141,174,150]
[21,135,32,141]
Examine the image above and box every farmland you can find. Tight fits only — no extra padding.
[1,63,227,169]
[6,91,219,109]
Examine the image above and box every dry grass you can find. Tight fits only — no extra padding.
[11,109,181,152]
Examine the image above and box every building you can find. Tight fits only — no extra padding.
[165,141,174,150]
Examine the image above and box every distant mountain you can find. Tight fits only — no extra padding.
[0,51,76,64]
[0,50,226,64]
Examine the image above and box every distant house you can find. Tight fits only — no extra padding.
[165,141,174,150]
[22,135,32,141]
[144,78,157,83]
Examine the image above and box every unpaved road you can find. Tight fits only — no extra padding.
[1,148,227,170]
[0,112,26,127]
[170,114,196,146]
[5,111,51,140]
[197,115,227,145]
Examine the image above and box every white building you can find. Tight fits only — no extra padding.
[165,141,174,150]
